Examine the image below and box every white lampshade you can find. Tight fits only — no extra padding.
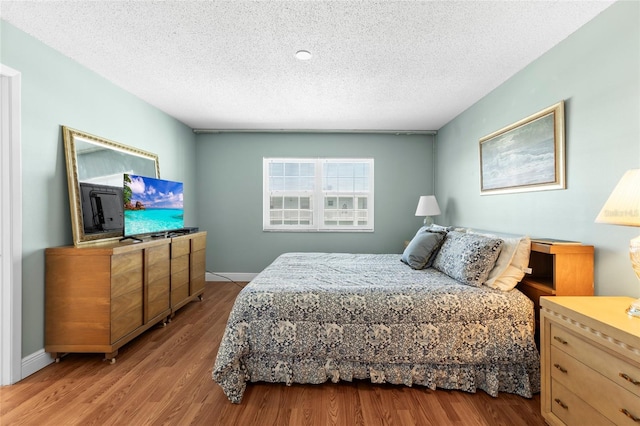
[595,169,640,317]
[415,195,440,225]
[415,195,441,216]
[595,169,640,226]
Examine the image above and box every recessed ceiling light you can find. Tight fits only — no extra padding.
[295,50,312,60]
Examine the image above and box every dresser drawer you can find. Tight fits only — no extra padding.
[147,243,170,265]
[171,283,189,306]
[171,255,189,275]
[551,323,640,398]
[171,267,189,288]
[191,233,206,252]
[551,346,640,425]
[111,289,143,343]
[551,379,614,426]
[171,238,190,258]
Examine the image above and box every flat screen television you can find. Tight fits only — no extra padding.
[79,182,124,233]
[123,173,184,238]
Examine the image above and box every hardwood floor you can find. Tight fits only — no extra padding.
[0,282,545,425]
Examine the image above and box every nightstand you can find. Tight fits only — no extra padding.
[540,296,640,425]
[516,241,594,346]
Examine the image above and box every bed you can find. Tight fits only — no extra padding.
[212,228,540,403]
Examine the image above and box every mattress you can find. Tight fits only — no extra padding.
[212,252,540,403]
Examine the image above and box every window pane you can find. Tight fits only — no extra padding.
[324,163,338,177]
[270,177,284,191]
[354,177,366,191]
[284,197,298,209]
[270,162,284,177]
[338,197,353,209]
[338,163,354,177]
[300,210,312,225]
[270,210,283,224]
[323,176,337,191]
[270,196,283,209]
[338,177,353,192]
[353,163,366,177]
[300,197,311,209]
[324,197,337,209]
[300,163,315,176]
[284,162,299,176]
[299,177,312,190]
[283,177,299,191]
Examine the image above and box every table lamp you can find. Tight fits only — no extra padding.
[595,169,640,317]
[415,195,441,226]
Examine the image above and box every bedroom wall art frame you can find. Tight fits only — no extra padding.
[479,101,565,195]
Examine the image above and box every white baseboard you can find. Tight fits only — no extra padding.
[206,272,258,283]
[21,349,54,380]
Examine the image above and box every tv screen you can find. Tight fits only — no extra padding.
[123,174,184,237]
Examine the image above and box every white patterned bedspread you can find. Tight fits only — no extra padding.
[212,253,540,403]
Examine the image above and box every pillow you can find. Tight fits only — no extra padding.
[401,230,446,269]
[468,231,520,283]
[467,230,532,291]
[425,224,454,233]
[432,231,504,287]
[490,236,531,291]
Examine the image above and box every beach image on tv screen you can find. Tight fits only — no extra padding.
[124,174,184,236]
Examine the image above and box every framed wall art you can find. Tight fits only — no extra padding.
[479,101,565,195]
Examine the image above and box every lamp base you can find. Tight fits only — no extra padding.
[628,235,640,318]
[626,299,640,317]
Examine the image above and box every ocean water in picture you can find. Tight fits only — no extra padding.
[124,209,184,235]
[481,114,556,190]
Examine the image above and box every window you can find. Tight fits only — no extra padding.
[263,158,374,232]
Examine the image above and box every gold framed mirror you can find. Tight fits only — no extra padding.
[62,126,160,246]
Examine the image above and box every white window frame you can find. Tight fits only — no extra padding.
[263,158,374,232]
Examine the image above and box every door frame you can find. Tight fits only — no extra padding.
[1,63,23,385]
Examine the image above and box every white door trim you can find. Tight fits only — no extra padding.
[1,63,23,385]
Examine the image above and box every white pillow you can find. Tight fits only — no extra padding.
[468,230,531,291]
[490,236,531,291]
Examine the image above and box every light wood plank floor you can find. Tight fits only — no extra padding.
[0,282,545,425]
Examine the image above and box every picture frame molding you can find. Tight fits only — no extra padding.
[479,101,565,195]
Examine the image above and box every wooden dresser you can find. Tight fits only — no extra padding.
[45,231,207,363]
[169,233,207,314]
[540,297,640,425]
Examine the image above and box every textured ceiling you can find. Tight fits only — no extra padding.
[0,1,615,131]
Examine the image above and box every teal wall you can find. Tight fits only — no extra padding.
[0,21,198,357]
[195,132,435,273]
[436,1,640,297]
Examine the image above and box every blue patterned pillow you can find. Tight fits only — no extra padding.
[401,229,446,269]
[432,231,504,287]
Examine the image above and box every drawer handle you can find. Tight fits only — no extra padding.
[620,372,640,386]
[620,408,640,422]
[553,336,568,345]
[554,398,568,410]
[554,363,568,373]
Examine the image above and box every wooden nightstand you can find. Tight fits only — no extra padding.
[540,296,640,425]
[516,241,594,345]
